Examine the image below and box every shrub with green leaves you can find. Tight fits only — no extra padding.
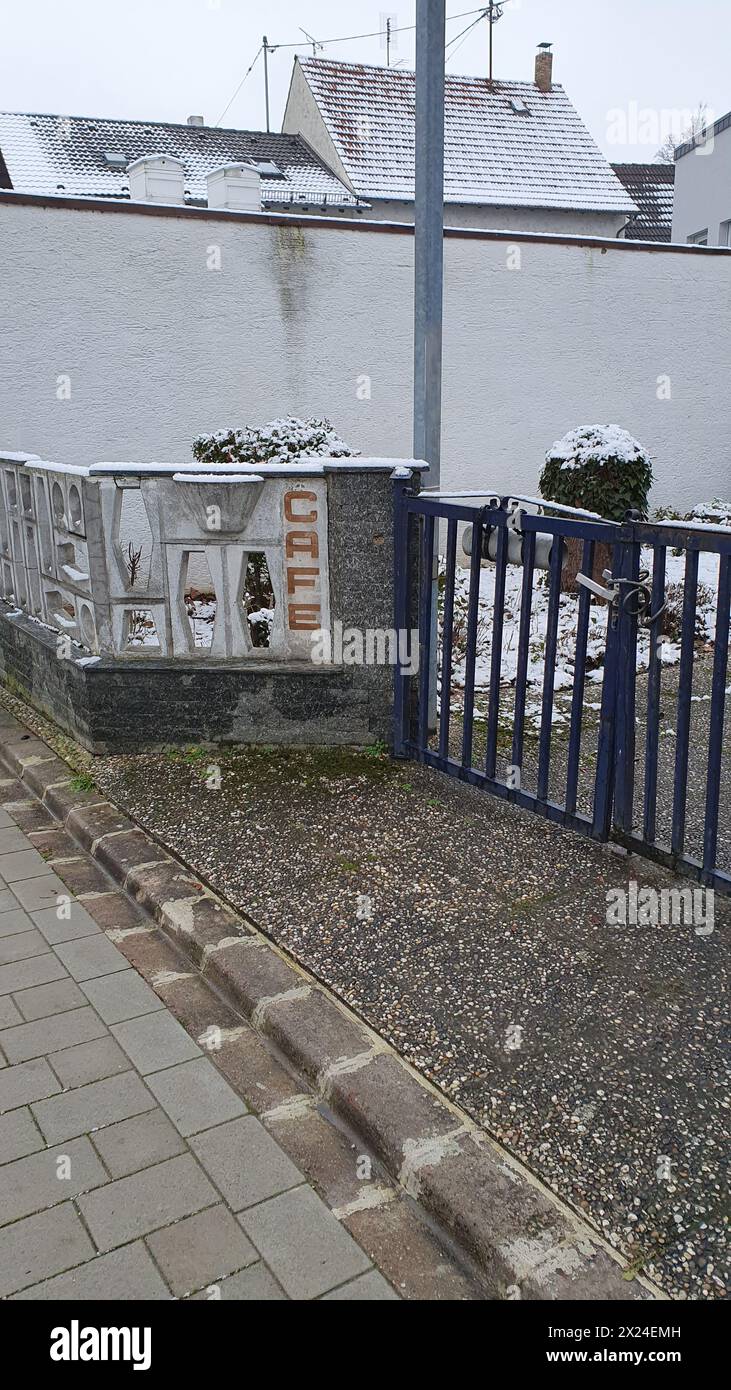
[539,425,653,522]
[192,416,356,468]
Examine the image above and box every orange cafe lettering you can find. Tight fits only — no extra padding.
[283,488,324,633]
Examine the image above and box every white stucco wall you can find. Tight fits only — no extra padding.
[672,121,731,246]
[365,199,627,237]
[1,197,730,511]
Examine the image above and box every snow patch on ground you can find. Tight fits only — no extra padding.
[440,511,730,731]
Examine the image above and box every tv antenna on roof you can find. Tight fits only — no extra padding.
[299,27,324,57]
[486,2,505,82]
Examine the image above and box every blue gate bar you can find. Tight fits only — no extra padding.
[536,534,564,801]
[510,529,536,781]
[403,496,496,524]
[565,538,595,815]
[701,553,730,879]
[643,545,667,843]
[392,483,412,757]
[519,512,621,544]
[460,509,487,768]
[613,537,641,832]
[671,547,699,856]
[417,512,436,751]
[484,521,509,780]
[592,542,622,838]
[438,518,458,760]
[631,521,731,556]
[613,830,731,895]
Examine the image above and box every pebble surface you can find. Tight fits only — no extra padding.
[91,740,730,1303]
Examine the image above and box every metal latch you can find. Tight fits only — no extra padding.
[575,570,620,605]
[576,568,666,630]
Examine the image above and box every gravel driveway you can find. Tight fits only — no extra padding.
[93,735,730,1302]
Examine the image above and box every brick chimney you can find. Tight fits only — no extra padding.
[535,43,553,93]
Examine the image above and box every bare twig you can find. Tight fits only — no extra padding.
[126,541,143,587]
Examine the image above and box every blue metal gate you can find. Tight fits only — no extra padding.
[393,484,731,894]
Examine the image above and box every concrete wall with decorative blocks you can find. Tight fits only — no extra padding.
[0,452,103,655]
[0,452,424,751]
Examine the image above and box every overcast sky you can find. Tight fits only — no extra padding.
[2,0,728,159]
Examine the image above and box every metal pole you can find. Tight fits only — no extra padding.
[413,0,445,479]
[413,0,445,729]
[386,18,391,67]
[263,36,270,132]
[489,3,494,80]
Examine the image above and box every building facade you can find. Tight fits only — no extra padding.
[672,111,731,246]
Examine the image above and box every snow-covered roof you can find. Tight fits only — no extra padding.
[611,163,674,242]
[0,110,363,208]
[294,56,636,215]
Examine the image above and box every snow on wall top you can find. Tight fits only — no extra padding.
[297,56,637,214]
[0,110,362,207]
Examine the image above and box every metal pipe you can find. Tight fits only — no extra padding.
[413,0,445,478]
[263,36,270,133]
[413,0,446,730]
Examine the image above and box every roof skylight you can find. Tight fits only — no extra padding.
[251,159,286,179]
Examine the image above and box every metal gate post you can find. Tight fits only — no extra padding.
[393,481,412,758]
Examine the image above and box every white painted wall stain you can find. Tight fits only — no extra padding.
[1,201,730,511]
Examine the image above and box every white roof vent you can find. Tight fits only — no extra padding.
[127,154,186,205]
[206,163,261,212]
[187,115,205,127]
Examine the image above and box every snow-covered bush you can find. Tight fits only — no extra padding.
[539,425,653,522]
[192,416,356,468]
[662,580,716,643]
[190,418,356,644]
[685,499,731,527]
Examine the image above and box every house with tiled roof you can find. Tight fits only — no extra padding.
[611,163,675,243]
[0,110,366,214]
[283,48,637,237]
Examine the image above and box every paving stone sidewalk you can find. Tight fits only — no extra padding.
[0,805,431,1301]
